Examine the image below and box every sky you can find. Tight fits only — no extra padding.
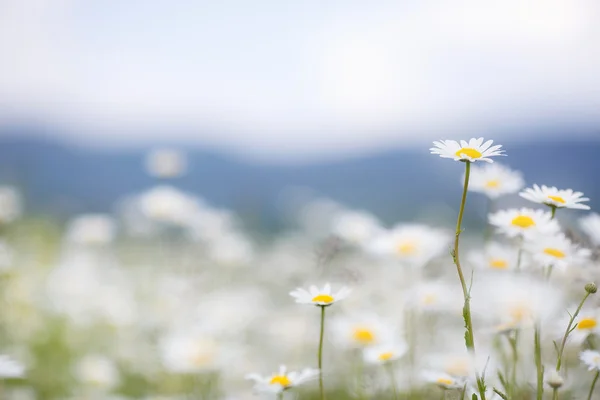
[0,0,599,161]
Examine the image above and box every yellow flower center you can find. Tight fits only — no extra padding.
[511,215,535,228]
[270,375,291,387]
[353,327,375,344]
[578,317,597,330]
[455,148,482,159]
[548,195,566,204]
[485,180,500,188]
[543,248,565,259]
[437,377,454,386]
[423,293,437,305]
[489,258,508,269]
[378,352,394,361]
[397,241,416,255]
[510,304,530,322]
[312,294,334,304]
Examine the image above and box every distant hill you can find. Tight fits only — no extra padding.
[0,134,598,230]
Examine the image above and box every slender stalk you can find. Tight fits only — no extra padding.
[552,388,558,400]
[508,330,519,398]
[452,161,486,400]
[318,305,326,400]
[516,238,523,272]
[386,364,399,400]
[534,324,544,400]
[556,291,591,371]
[589,371,600,400]
[277,391,284,400]
[550,206,557,219]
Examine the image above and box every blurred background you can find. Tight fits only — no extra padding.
[1,1,600,399]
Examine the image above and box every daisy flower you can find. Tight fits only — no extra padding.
[580,350,600,371]
[524,233,591,271]
[422,371,466,389]
[363,342,408,365]
[488,208,560,239]
[557,310,600,345]
[0,355,24,378]
[467,242,520,271]
[330,210,382,246]
[430,137,504,163]
[404,281,462,313]
[289,283,351,307]
[245,365,320,393]
[580,213,600,246]
[365,224,450,267]
[330,314,396,348]
[520,184,590,210]
[466,163,524,199]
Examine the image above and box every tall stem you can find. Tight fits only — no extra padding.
[318,305,326,400]
[552,388,558,400]
[588,371,600,400]
[508,330,519,398]
[534,324,544,400]
[551,206,557,219]
[556,291,591,371]
[452,161,486,400]
[387,364,399,400]
[277,391,284,400]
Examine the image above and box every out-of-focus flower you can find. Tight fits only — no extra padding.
[430,138,504,163]
[330,210,382,246]
[467,242,520,271]
[331,314,397,349]
[74,355,120,389]
[525,233,590,271]
[363,342,408,365]
[489,208,560,239]
[0,355,24,378]
[245,365,320,394]
[520,185,590,210]
[366,224,450,267]
[466,163,524,199]
[555,310,600,345]
[580,350,600,371]
[205,233,254,267]
[580,213,600,246]
[290,283,350,306]
[145,148,187,178]
[159,332,223,373]
[138,185,200,226]
[0,240,14,272]
[0,186,21,224]
[404,282,461,313]
[422,371,465,389]
[66,214,116,246]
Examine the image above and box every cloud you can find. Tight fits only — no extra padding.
[0,0,599,161]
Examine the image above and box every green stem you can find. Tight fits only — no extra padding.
[318,305,326,400]
[556,291,591,371]
[453,161,486,400]
[551,206,557,219]
[552,388,558,400]
[277,391,284,400]
[509,330,519,398]
[516,238,523,272]
[534,324,544,400]
[589,371,600,400]
[387,363,399,400]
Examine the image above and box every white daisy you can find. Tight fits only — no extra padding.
[363,342,408,365]
[289,283,351,307]
[580,213,600,246]
[331,210,382,246]
[430,137,504,163]
[520,184,590,210]
[245,365,320,393]
[559,310,600,345]
[466,163,524,199]
[0,355,24,379]
[580,350,600,371]
[330,314,397,348]
[422,371,466,389]
[488,208,560,239]
[467,242,520,271]
[524,233,591,271]
[404,281,462,313]
[365,224,450,267]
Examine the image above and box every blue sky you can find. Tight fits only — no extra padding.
[0,0,599,161]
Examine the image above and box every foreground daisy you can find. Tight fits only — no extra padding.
[466,163,524,199]
[245,365,320,394]
[363,342,408,365]
[430,138,504,163]
[488,208,560,239]
[525,233,590,271]
[520,184,590,211]
[289,284,351,307]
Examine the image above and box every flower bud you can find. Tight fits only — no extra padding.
[585,283,598,294]
[546,370,564,389]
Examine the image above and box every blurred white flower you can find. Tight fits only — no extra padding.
[0,240,14,272]
[0,355,25,378]
[489,208,560,239]
[467,242,520,271]
[245,365,319,394]
[430,138,504,163]
[159,331,235,373]
[580,213,600,246]
[75,355,120,389]
[330,314,397,349]
[466,163,524,199]
[290,283,350,306]
[145,148,187,178]
[138,185,200,226]
[330,210,382,246]
[524,233,590,271]
[520,184,590,210]
[555,309,600,345]
[0,186,21,224]
[206,233,254,267]
[66,214,116,246]
[404,281,461,313]
[363,341,408,365]
[366,224,450,267]
[580,350,600,371]
[422,370,465,389]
